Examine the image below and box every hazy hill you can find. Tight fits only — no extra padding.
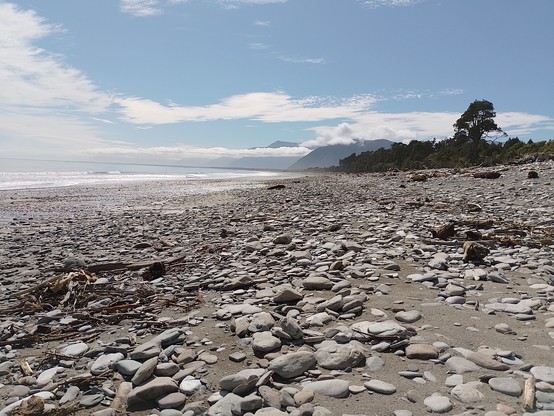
[212,141,303,170]
[288,139,394,170]
[223,156,303,170]
[266,141,299,148]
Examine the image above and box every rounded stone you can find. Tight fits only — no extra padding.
[395,310,422,323]
[531,366,554,383]
[405,344,438,360]
[488,377,522,397]
[301,379,350,398]
[424,395,453,413]
[268,351,316,379]
[364,379,396,395]
[314,343,365,370]
[251,331,282,353]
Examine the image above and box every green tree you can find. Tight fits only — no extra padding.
[453,100,506,163]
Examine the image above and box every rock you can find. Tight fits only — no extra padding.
[303,276,334,290]
[248,312,276,333]
[280,316,304,340]
[251,331,282,353]
[116,360,142,376]
[258,385,282,408]
[364,379,396,395]
[488,377,522,397]
[350,320,408,339]
[155,362,180,377]
[405,344,438,360]
[206,393,243,416]
[219,369,267,391]
[395,310,422,323]
[485,302,533,315]
[179,376,203,395]
[463,241,490,262]
[59,342,89,357]
[269,351,316,379]
[131,342,162,361]
[157,392,187,409]
[274,234,293,244]
[424,394,453,413]
[80,394,104,408]
[36,366,61,387]
[131,357,158,385]
[532,367,554,383]
[314,342,365,370]
[127,377,179,409]
[59,385,80,405]
[451,383,484,403]
[463,351,510,371]
[301,379,350,398]
[229,352,247,363]
[274,288,303,303]
[366,356,385,372]
[445,356,481,374]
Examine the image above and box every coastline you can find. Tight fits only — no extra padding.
[0,164,553,416]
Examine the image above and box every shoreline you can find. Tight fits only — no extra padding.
[0,163,553,416]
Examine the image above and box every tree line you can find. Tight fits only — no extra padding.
[335,100,554,173]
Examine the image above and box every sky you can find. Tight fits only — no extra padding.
[1,0,553,166]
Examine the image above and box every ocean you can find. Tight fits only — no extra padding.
[0,158,283,191]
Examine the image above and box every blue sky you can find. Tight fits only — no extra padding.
[1,0,553,165]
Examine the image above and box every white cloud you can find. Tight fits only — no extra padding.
[278,55,326,65]
[120,0,285,15]
[87,144,310,161]
[0,111,111,158]
[219,0,287,5]
[496,112,554,138]
[120,0,163,17]
[301,110,554,148]
[0,3,114,157]
[0,4,112,113]
[439,88,464,96]
[115,92,377,124]
[255,20,271,26]
[358,0,424,8]
[302,112,456,147]
[249,42,269,50]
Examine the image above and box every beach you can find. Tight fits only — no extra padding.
[1,163,553,416]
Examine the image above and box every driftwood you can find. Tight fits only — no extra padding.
[473,171,501,179]
[523,377,535,412]
[87,253,187,273]
[0,271,96,303]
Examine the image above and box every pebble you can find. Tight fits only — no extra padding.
[268,351,316,378]
[395,310,422,323]
[424,394,453,413]
[364,379,397,394]
[488,377,522,397]
[301,380,351,398]
[1,165,553,416]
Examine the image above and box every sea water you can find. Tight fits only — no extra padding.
[0,158,282,191]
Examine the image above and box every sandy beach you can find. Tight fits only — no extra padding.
[1,164,553,416]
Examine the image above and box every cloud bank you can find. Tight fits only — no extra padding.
[115,93,377,124]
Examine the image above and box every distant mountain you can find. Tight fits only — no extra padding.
[212,140,304,170]
[224,156,303,170]
[287,139,395,171]
[267,141,299,148]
